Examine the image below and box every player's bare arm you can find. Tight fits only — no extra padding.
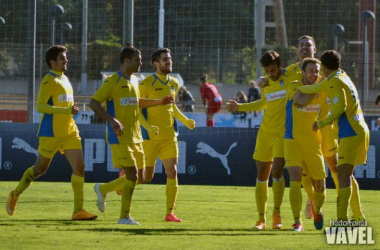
[89,98,124,136]
[293,91,315,107]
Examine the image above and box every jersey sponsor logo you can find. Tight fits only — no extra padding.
[333,97,339,104]
[58,94,74,102]
[280,80,284,86]
[265,90,286,101]
[119,97,138,106]
[296,104,320,112]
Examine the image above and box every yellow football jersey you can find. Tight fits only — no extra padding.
[285,80,328,146]
[37,70,79,137]
[239,69,293,133]
[92,71,142,144]
[318,70,369,138]
[139,73,179,140]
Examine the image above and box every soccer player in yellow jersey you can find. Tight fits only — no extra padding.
[6,45,97,220]
[285,58,328,232]
[297,50,369,223]
[227,50,291,230]
[139,48,195,222]
[259,36,340,219]
[285,36,340,220]
[89,46,173,225]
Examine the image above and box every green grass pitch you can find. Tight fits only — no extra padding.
[0,181,379,250]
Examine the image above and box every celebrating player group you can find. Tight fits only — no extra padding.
[227,35,369,231]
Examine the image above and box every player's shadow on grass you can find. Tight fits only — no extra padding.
[72,228,323,236]
[0,219,98,226]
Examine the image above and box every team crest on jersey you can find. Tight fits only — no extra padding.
[171,86,175,93]
[326,97,331,105]
[58,94,74,102]
[120,97,138,106]
[279,80,284,87]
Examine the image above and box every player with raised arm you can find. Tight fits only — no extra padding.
[297,50,369,223]
[89,46,174,225]
[6,45,97,220]
[139,48,195,222]
[285,58,328,231]
[227,50,291,230]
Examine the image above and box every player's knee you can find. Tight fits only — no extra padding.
[165,167,177,179]
[272,168,283,179]
[72,162,85,176]
[314,185,325,193]
[126,171,138,182]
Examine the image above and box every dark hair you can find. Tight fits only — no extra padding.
[375,94,380,105]
[260,50,281,67]
[297,35,315,47]
[120,46,141,64]
[46,45,67,68]
[151,48,171,65]
[320,50,341,71]
[200,74,208,82]
[302,58,320,71]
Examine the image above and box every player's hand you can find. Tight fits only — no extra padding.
[110,118,124,136]
[312,121,319,132]
[162,95,175,105]
[186,119,196,130]
[256,76,268,88]
[72,102,79,115]
[376,118,380,126]
[149,125,159,137]
[226,99,239,112]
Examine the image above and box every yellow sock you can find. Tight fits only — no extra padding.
[100,176,126,195]
[166,178,178,215]
[272,177,284,215]
[255,180,268,222]
[350,177,362,218]
[71,174,84,213]
[337,186,352,221]
[301,175,314,201]
[14,167,36,197]
[120,179,136,219]
[289,181,302,222]
[331,172,339,194]
[313,190,326,215]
